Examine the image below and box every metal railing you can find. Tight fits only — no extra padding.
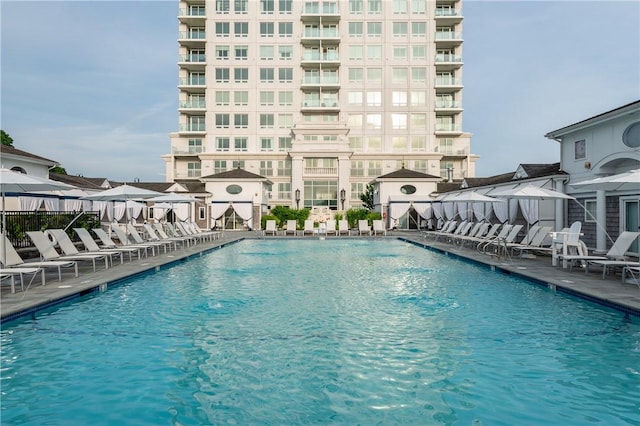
[3,211,101,248]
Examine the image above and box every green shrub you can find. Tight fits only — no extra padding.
[345,208,369,228]
[333,212,343,221]
[270,206,309,230]
[366,212,382,225]
[261,214,279,230]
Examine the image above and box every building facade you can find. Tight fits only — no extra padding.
[164,0,476,211]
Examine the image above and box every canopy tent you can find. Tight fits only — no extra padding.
[81,184,162,223]
[571,169,640,191]
[491,184,574,226]
[211,201,253,229]
[147,192,198,223]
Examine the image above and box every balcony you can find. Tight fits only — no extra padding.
[178,31,206,48]
[301,28,340,41]
[178,78,206,92]
[172,147,204,156]
[434,100,462,114]
[303,167,338,176]
[434,8,463,24]
[179,123,206,133]
[301,51,340,64]
[301,76,340,88]
[434,31,463,48]
[179,100,206,111]
[178,7,206,25]
[174,171,202,179]
[435,123,463,135]
[301,1,340,18]
[301,100,340,111]
[438,147,469,157]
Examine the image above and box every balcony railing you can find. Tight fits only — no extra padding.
[302,1,339,14]
[304,167,338,175]
[302,29,339,38]
[435,31,462,40]
[178,8,206,17]
[302,52,340,61]
[179,77,206,86]
[179,100,206,108]
[301,76,340,85]
[350,169,365,177]
[367,168,382,176]
[435,8,462,17]
[439,148,469,156]
[178,31,206,40]
[435,77,462,86]
[179,54,206,63]
[435,124,462,132]
[172,147,204,155]
[435,100,462,108]
[301,100,339,108]
[435,54,462,63]
[179,124,206,132]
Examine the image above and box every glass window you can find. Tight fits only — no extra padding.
[411,91,426,106]
[234,68,248,82]
[392,91,407,106]
[279,0,292,13]
[411,0,426,14]
[367,45,382,59]
[574,140,586,159]
[187,162,201,177]
[214,160,227,174]
[260,137,274,151]
[367,91,381,107]
[348,68,363,82]
[411,136,426,151]
[367,114,382,129]
[260,45,274,60]
[348,114,363,128]
[348,91,363,105]
[411,22,427,36]
[234,91,248,105]
[260,91,275,105]
[279,45,293,60]
[188,138,203,154]
[234,22,248,37]
[349,137,363,151]
[260,161,274,176]
[260,68,274,82]
[260,0,274,13]
[367,68,382,81]
[412,67,426,82]
[349,22,363,37]
[278,113,293,128]
[235,45,248,59]
[411,113,426,128]
[215,114,230,128]
[260,22,275,37]
[234,137,248,151]
[215,22,230,36]
[215,91,230,105]
[278,136,292,151]
[412,45,426,59]
[234,114,248,128]
[367,22,382,37]
[392,67,408,83]
[348,45,363,60]
[392,136,407,150]
[234,0,248,13]
[368,0,381,14]
[278,67,293,82]
[216,0,230,13]
[216,45,229,59]
[584,200,597,222]
[278,22,293,36]
[392,22,408,37]
[393,0,407,14]
[349,0,363,14]
[216,137,230,151]
[392,113,407,129]
[279,91,293,105]
[393,46,407,59]
[368,137,381,151]
[215,68,229,82]
[260,114,274,128]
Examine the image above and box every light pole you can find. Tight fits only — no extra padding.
[295,188,300,209]
[340,188,346,210]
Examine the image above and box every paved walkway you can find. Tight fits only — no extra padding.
[2,231,639,323]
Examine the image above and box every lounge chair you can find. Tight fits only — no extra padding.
[27,231,109,272]
[110,226,158,256]
[445,221,473,243]
[622,265,640,285]
[0,267,45,293]
[93,228,150,258]
[48,229,120,267]
[0,234,78,281]
[153,223,193,247]
[358,220,370,236]
[126,224,173,253]
[372,220,387,236]
[433,220,463,241]
[184,221,218,241]
[477,224,516,253]
[325,219,337,236]
[74,228,142,262]
[458,223,500,248]
[285,220,298,236]
[264,220,278,236]
[510,226,553,257]
[563,231,640,277]
[144,223,182,250]
[303,220,315,236]
[453,223,487,246]
[174,222,207,243]
[551,221,582,268]
[338,220,350,236]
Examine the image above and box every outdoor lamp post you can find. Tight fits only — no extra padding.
[295,188,300,209]
[340,188,346,210]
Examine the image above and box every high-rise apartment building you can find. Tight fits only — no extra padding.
[165,0,476,210]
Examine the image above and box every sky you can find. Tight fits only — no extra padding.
[1,1,638,182]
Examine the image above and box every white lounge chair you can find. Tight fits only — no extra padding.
[358,220,370,236]
[27,231,109,272]
[0,267,45,293]
[303,220,315,236]
[338,220,350,236]
[510,226,553,257]
[49,229,119,267]
[325,219,337,236]
[74,228,142,262]
[144,224,182,250]
[153,223,193,247]
[0,234,78,281]
[264,220,278,236]
[93,228,150,258]
[572,231,640,278]
[126,224,173,253]
[372,220,386,236]
[111,226,158,256]
[285,220,298,236]
[551,221,582,267]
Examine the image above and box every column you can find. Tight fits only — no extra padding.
[596,189,607,253]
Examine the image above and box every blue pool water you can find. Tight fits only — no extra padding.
[1,239,639,425]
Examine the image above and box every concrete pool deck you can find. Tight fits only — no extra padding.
[2,230,639,323]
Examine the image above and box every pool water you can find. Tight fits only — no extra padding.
[1,239,639,425]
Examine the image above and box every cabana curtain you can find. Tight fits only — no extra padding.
[232,203,253,221]
[19,196,43,212]
[211,203,230,220]
[389,203,411,220]
[518,199,539,225]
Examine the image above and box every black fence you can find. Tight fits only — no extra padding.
[2,211,101,248]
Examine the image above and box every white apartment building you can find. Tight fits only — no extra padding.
[164,0,476,211]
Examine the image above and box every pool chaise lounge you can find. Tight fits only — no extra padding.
[0,267,45,293]
[92,228,151,258]
[74,228,142,262]
[48,229,120,267]
[26,231,109,273]
[1,235,78,282]
[559,231,640,275]
[264,220,278,236]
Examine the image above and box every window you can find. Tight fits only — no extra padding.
[279,91,293,106]
[188,116,205,131]
[278,182,291,199]
[234,22,249,37]
[278,113,293,128]
[411,22,427,36]
[411,136,426,151]
[215,68,229,83]
[234,91,248,105]
[392,67,408,83]
[278,67,293,82]
[368,137,381,151]
[368,0,381,14]
[367,22,382,37]
[260,161,274,176]
[279,0,292,13]
[367,45,382,59]
[622,122,640,147]
[215,114,230,128]
[348,45,363,60]
[234,114,248,128]
[216,137,230,151]
[392,113,407,129]
[349,137,363,151]
[216,0,230,13]
[234,68,248,82]
[260,0,274,13]
[188,50,205,62]
[235,45,248,59]
[216,45,229,60]
[278,22,293,36]
[392,136,407,150]
[187,162,201,177]
[393,0,407,14]
[188,138,203,154]
[392,22,408,37]
[260,22,275,37]
[412,45,426,59]
[411,0,426,14]
[393,46,407,59]
[367,68,382,82]
[187,72,205,85]
[215,22,230,36]
[349,0,363,14]
[368,160,382,176]
[234,137,248,151]
[411,91,426,106]
[574,140,586,160]
[277,161,291,178]
[348,91,363,105]
[411,113,426,128]
[260,45,274,59]
[234,0,248,13]
[199,207,206,221]
[260,137,273,151]
[413,160,427,172]
[348,114,363,128]
[348,68,363,82]
[232,160,245,169]
[367,114,382,129]
[260,68,274,82]
[260,91,275,105]
[278,136,292,151]
[214,160,227,174]
[367,91,381,106]
[412,67,426,82]
[584,200,597,222]
[351,182,364,200]
[392,91,407,106]
[349,22,363,37]
[260,114,274,128]
[215,91,230,105]
[439,138,453,154]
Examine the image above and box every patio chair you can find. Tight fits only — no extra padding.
[92,228,150,258]
[338,220,350,236]
[26,231,109,272]
[264,220,278,236]
[0,267,45,293]
[74,228,142,262]
[48,229,120,267]
[153,223,193,247]
[126,224,173,253]
[551,221,582,268]
[285,220,298,236]
[566,231,640,277]
[458,223,500,248]
[110,226,158,256]
[372,220,387,236]
[325,219,337,236]
[1,234,78,282]
[358,220,371,236]
[303,220,315,236]
[510,226,553,257]
[144,224,182,250]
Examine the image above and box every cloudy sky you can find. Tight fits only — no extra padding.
[1,1,638,182]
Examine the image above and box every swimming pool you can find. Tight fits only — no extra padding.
[1,239,638,425]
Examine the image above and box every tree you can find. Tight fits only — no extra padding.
[49,165,67,175]
[1,130,14,147]
[360,184,375,211]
